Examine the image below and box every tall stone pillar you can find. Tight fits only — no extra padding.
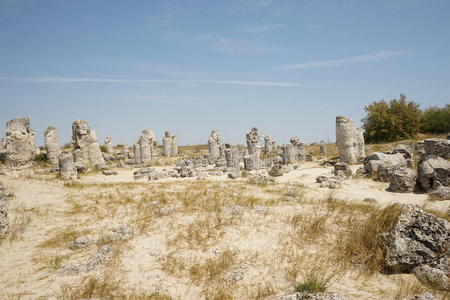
[44,126,60,171]
[336,116,365,164]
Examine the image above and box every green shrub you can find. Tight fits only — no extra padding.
[421,104,450,134]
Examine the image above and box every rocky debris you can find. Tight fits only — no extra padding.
[174,159,194,177]
[320,177,342,189]
[280,292,347,300]
[269,164,285,177]
[59,151,78,180]
[316,175,329,183]
[44,126,60,171]
[68,226,133,250]
[424,139,450,159]
[221,206,244,215]
[154,207,173,215]
[102,170,118,176]
[249,172,274,185]
[414,259,449,291]
[364,197,378,204]
[334,162,352,178]
[67,235,96,250]
[228,169,241,179]
[58,245,112,275]
[224,264,248,282]
[4,117,36,169]
[162,131,177,157]
[392,145,414,167]
[428,186,450,200]
[387,168,417,193]
[335,115,365,164]
[134,167,166,180]
[72,120,106,169]
[377,164,403,182]
[379,206,450,275]
[363,152,407,177]
[403,293,436,300]
[0,183,9,237]
[418,155,450,191]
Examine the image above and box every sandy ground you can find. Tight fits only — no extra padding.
[0,161,448,299]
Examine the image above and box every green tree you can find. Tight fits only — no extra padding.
[420,104,450,134]
[362,94,421,143]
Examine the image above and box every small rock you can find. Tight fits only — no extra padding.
[102,170,118,176]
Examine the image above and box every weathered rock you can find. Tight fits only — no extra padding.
[0,183,9,237]
[59,245,112,275]
[403,293,436,300]
[418,155,450,191]
[428,186,450,200]
[264,136,276,153]
[379,207,450,273]
[290,137,306,162]
[244,154,258,171]
[133,142,141,164]
[104,137,113,154]
[133,167,165,180]
[228,169,241,179]
[246,127,260,156]
[269,164,284,177]
[377,164,403,182]
[424,139,450,159]
[174,159,193,177]
[208,130,222,159]
[335,116,365,164]
[224,144,240,169]
[320,144,328,155]
[282,144,296,165]
[138,130,153,164]
[320,177,342,189]
[4,117,36,169]
[387,168,417,193]
[162,131,177,157]
[72,149,86,172]
[280,292,346,300]
[414,260,449,291]
[316,175,329,183]
[392,145,414,167]
[249,172,274,185]
[102,170,118,176]
[44,126,60,171]
[72,120,106,169]
[334,162,352,178]
[67,235,96,250]
[364,152,407,176]
[59,151,78,180]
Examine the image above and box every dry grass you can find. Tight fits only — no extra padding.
[1,203,33,245]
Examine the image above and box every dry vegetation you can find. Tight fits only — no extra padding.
[2,137,450,299]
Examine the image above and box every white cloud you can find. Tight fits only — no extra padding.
[240,24,283,33]
[255,0,274,7]
[0,77,301,87]
[277,51,411,70]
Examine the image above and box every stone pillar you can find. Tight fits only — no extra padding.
[72,120,106,169]
[208,130,221,160]
[336,116,365,164]
[224,143,240,169]
[246,127,260,156]
[104,137,113,154]
[171,135,178,156]
[44,126,60,171]
[4,117,36,169]
[133,142,141,164]
[290,137,305,162]
[59,151,78,180]
[244,154,258,171]
[139,130,153,164]
[282,144,296,165]
[162,131,172,157]
[264,136,274,154]
[320,144,327,155]
[120,144,128,157]
[0,183,9,237]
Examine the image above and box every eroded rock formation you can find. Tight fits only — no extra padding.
[4,117,36,169]
[44,126,60,171]
[72,120,105,169]
[336,116,365,164]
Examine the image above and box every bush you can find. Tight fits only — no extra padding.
[421,104,450,134]
[362,94,421,143]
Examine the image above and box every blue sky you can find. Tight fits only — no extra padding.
[1,0,449,146]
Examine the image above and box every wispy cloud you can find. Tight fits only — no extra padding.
[0,77,301,87]
[277,51,411,70]
[240,23,283,33]
[255,0,274,7]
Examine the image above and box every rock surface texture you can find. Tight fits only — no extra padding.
[44,126,60,171]
[59,151,78,180]
[424,139,450,159]
[4,117,36,169]
[71,120,106,169]
[0,183,9,237]
[380,206,449,291]
[418,155,450,191]
[335,116,365,164]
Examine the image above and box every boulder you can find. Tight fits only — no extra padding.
[379,206,450,274]
[417,155,450,191]
[4,117,36,169]
[59,151,78,180]
[414,259,449,291]
[364,152,407,176]
[334,162,352,178]
[269,164,285,177]
[428,186,450,200]
[387,168,417,193]
[378,164,403,182]
[424,139,450,159]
